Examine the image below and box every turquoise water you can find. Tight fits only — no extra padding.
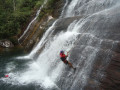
[0,48,25,77]
[0,48,40,90]
[0,48,57,90]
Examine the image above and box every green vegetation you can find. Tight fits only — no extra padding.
[0,0,44,41]
[38,0,59,20]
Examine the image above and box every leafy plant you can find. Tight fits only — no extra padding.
[0,0,44,40]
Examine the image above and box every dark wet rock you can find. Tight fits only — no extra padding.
[100,52,120,90]
[54,16,82,31]
[0,40,14,48]
[52,0,65,18]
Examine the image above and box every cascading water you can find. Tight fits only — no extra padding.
[1,0,120,90]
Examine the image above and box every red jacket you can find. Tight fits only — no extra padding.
[60,53,67,58]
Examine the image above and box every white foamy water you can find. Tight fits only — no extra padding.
[64,0,80,17]
[5,62,16,72]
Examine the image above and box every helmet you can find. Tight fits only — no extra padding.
[60,50,64,53]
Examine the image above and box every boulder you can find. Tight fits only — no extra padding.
[0,40,14,48]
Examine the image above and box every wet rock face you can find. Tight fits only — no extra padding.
[52,0,65,18]
[0,40,14,48]
[100,52,120,90]
[53,2,120,90]
[72,12,120,90]
[82,6,120,90]
[52,16,82,35]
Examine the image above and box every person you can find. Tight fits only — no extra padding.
[5,75,9,78]
[60,50,76,70]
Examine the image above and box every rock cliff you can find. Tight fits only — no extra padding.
[18,0,65,51]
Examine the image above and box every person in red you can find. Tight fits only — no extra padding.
[5,75,9,78]
[60,50,76,70]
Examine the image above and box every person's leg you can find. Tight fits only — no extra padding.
[68,61,74,69]
[64,60,75,69]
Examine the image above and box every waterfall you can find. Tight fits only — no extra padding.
[27,20,58,58]
[60,0,69,18]
[2,0,120,90]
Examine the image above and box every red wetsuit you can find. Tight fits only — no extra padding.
[60,53,68,64]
